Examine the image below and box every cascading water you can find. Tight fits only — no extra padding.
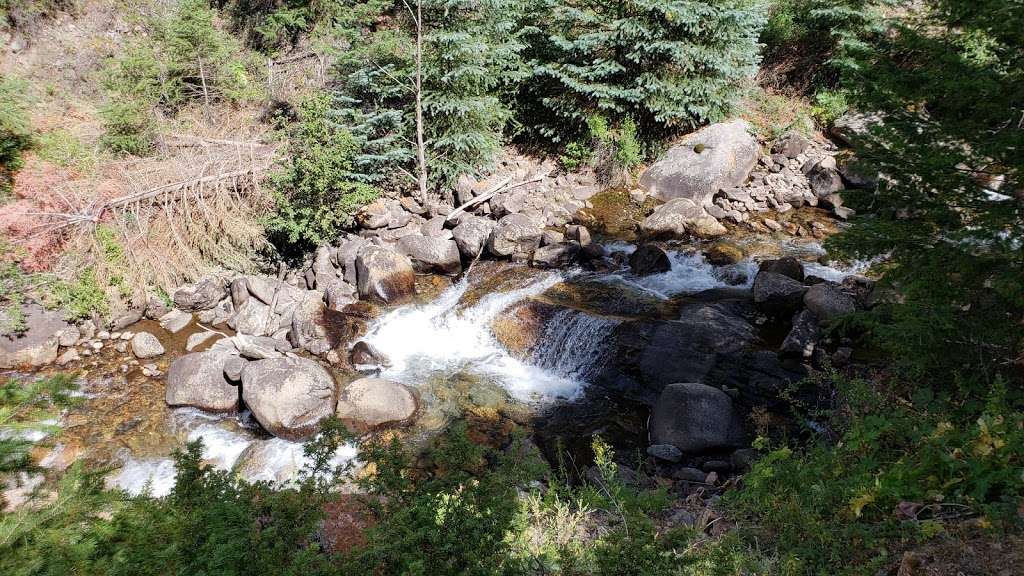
[528,308,618,381]
[359,270,589,402]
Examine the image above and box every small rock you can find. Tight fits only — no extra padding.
[57,326,81,348]
[647,444,683,463]
[730,449,761,473]
[223,356,247,382]
[56,349,80,366]
[131,332,165,359]
[541,230,564,246]
[97,331,111,340]
[350,340,391,371]
[565,224,591,247]
[531,242,580,269]
[91,341,103,351]
[672,467,708,483]
[115,341,128,353]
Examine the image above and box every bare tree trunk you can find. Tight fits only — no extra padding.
[198,57,211,113]
[413,0,429,202]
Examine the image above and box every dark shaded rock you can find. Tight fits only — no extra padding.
[565,224,591,247]
[350,340,391,370]
[759,256,805,282]
[704,350,807,411]
[241,357,338,440]
[780,309,820,358]
[165,352,238,412]
[647,444,683,463]
[730,448,761,473]
[629,244,671,276]
[804,283,856,325]
[752,271,807,315]
[650,383,746,453]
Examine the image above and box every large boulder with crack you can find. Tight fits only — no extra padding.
[397,235,462,275]
[291,291,332,355]
[241,357,338,440]
[752,271,807,315]
[487,213,543,258]
[355,245,416,304]
[0,304,67,369]
[165,352,238,412]
[641,198,727,239]
[640,120,759,206]
[649,383,747,453]
[335,377,418,433]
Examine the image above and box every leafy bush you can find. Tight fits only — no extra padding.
[52,267,108,320]
[0,237,31,334]
[99,100,155,157]
[560,116,644,184]
[267,94,379,249]
[723,372,1024,574]
[0,76,32,198]
[810,90,849,125]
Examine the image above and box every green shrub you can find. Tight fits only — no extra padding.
[560,115,644,184]
[811,90,849,125]
[267,94,379,249]
[0,76,32,198]
[99,100,155,156]
[52,267,108,320]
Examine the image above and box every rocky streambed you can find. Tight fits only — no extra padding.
[3,120,882,501]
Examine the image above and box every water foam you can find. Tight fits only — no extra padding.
[602,243,756,299]
[530,309,618,381]
[360,271,587,402]
[105,457,178,497]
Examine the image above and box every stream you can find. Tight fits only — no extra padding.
[36,239,869,497]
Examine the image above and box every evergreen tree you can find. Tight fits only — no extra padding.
[524,0,765,142]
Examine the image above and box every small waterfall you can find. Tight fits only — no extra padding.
[600,243,757,299]
[530,309,618,381]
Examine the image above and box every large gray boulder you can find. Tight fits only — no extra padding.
[335,377,418,433]
[640,120,759,206]
[165,352,238,412]
[640,198,727,239]
[397,235,462,275]
[241,357,338,440]
[487,213,543,258]
[759,257,805,282]
[355,246,416,304]
[172,278,224,311]
[649,383,746,453]
[752,271,807,315]
[312,245,339,289]
[803,283,857,325]
[531,242,580,269]
[291,291,332,355]
[0,304,66,369]
[771,131,812,159]
[452,216,497,259]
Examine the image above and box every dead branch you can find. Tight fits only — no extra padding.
[444,176,544,222]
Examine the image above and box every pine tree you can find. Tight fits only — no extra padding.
[525,0,765,141]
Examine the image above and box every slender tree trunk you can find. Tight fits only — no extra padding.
[413,0,429,202]
[198,57,210,111]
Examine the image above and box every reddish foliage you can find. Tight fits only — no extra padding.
[319,495,377,555]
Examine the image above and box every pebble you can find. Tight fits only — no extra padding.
[115,342,128,353]
[110,332,122,340]
[97,331,111,340]
[120,331,133,340]
[90,341,103,351]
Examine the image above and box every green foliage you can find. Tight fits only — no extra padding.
[267,94,379,249]
[0,373,79,474]
[810,89,848,125]
[826,0,1024,386]
[34,128,98,171]
[560,115,644,183]
[220,0,340,51]
[0,237,31,335]
[100,0,260,155]
[525,0,765,143]
[722,372,1024,574]
[0,75,33,198]
[52,267,108,320]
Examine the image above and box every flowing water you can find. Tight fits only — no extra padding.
[48,238,872,497]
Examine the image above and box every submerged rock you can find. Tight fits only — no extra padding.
[649,382,746,453]
[130,332,165,359]
[335,377,418,433]
[241,357,338,440]
[165,352,238,412]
